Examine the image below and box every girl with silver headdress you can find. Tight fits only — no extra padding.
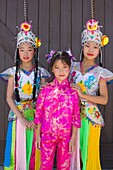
[0,22,50,170]
[69,19,113,170]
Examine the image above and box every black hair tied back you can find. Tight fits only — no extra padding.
[32,48,41,101]
[15,49,20,102]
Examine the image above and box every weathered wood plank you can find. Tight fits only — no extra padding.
[0,0,113,168]
[0,0,7,165]
[50,0,60,51]
[61,0,71,50]
[72,0,82,60]
[38,0,49,69]
[0,21,15,58]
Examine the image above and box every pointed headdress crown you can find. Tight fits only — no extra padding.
[16,22,41,48]
[81,19,109,47]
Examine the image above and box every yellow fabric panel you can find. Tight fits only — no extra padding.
[86,124,101,170]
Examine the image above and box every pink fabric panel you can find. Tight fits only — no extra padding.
[16,119,26,170]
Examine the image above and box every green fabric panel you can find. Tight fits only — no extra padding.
[24,108,35,121]
[26,129,34,170]
[80,118,89,170]
[25,109,34,170]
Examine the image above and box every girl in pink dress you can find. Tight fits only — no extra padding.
[35,51,81,170]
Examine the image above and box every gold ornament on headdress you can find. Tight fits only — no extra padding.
[101,35,109,47]
[35,37,41,48]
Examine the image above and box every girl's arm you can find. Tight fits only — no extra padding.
[69,91,81,153]
[69,125,77,153]
[35,87,46,149]
[6,77,30,128]
[72,78,108,105]
[36,123,41,149]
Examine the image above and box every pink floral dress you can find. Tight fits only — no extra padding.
[35,78,81,170]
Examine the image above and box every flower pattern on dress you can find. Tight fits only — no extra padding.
[0,66,50,122]
[88,107,94,114]
[22,81,33,95]
[95,110,101,119]
[69,62,113,126]
[70,70,80,84]
[35,78,81,134]
[84,75,97,89]
[77,80,87,94]
[70,71,76,83]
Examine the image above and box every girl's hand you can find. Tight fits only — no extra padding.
[71,84,84,98]
[29,121,37,129]
[19,115,30,128]
[69,137,76,154]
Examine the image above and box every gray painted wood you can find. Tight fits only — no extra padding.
[0,0,113,168]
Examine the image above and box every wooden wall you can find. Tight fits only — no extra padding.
[0,0,113,168]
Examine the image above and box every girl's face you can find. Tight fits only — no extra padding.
[52,59,70,83]
[83,41,100,60]
[19,43,35,64]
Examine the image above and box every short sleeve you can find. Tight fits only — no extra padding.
[100,68,113,84]
[38,67,51,78]
[72,91,81,128]
[34,87,46,124]
[0,67,15,82]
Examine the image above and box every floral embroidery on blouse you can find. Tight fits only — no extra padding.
[77,80,87,94]
[22,80,33,95]
[84,75,97,89]
[69,62,113,126]
[0,66,51,121]
[0,66,50,100]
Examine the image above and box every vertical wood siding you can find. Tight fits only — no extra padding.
[0,0,113,168]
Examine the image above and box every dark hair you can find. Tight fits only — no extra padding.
[99,50,102,67]
[80,48,84,62]
[14,48,40,102]
[50,51,71,69]
[15,49,20,102]
[33,48,41,101]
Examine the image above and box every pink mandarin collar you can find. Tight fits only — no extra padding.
[53,78,70,91]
